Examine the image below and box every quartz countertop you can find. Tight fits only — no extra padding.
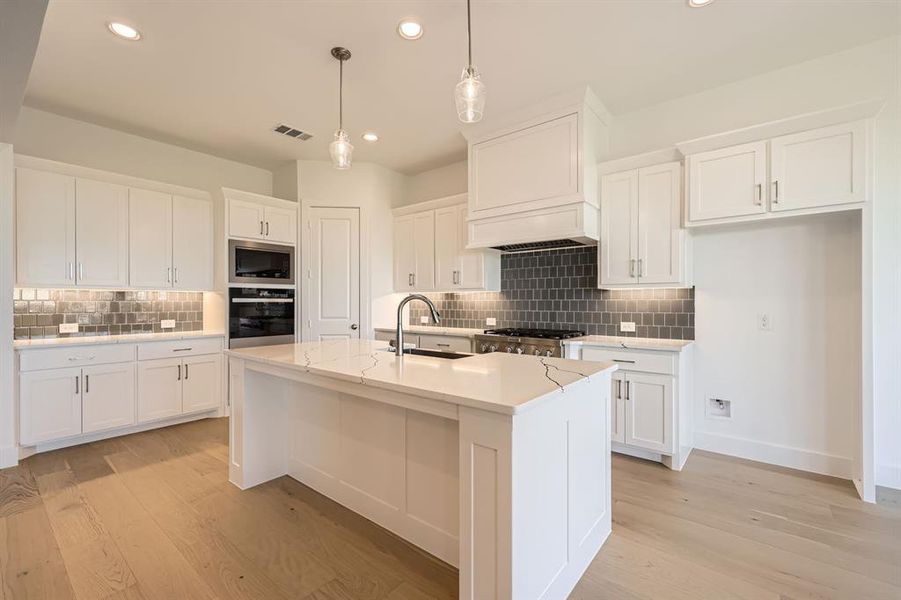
[373,325,484,338]
[226,339,616,416]
[562,335,693,353]
[14,330,225,349]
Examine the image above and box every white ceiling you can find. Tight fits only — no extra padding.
[23,0,901,174]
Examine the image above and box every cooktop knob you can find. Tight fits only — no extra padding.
[489,345,498,352]
[480,343,488,352]
[544,349,553,357]
[515,347,523,354]
[533,348,541,356]
[505,346,514,353]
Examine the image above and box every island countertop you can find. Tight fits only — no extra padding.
[225,339,616,416]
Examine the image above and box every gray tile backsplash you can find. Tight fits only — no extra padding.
[13,289,204,339]
[409,246,695,340]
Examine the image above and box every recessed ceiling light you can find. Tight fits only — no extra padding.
[361,132,379,142]
[397,19,423,40]
[108,22,142,40]
[688,0,714,6]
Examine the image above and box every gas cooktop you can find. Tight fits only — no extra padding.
[481,328,584,340]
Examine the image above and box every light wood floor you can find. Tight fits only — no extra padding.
[0,418,898,600]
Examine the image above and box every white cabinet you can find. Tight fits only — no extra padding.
[226,192,297,245]
[129,188,173,288]
[19,367,82,445]
[599,161,686,288]
[418,333,472,353]
[182,354,222,414]
[622,372,672,454]
[172,195,213,289]
[75,178,130,288]
[685,120,869,226]
[611,373,625,444]
[15,167,76,287]
[395,196,500,293]
[137,358,183,423]
[82,363,136,434]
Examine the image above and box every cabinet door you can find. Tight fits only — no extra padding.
[129,188,173,288]
[770,121,867,212]
[264,205,297,244]
[228,198,265,240]
[637,162,682,285]
[75,178,129,287]
[687,141,767,222]
[457,204,485,289]
[599,170,638,285]
[624,373,673,454]
[471,113,579,213]
[434,206,459,290]
[393,215,416,292]
[137,358,182,423]
[173,195,213,290]
[611,373,625,444]
[412,211,435,291]
[15,168,76,286]
[20,367,82,445]
[182,354,221,414]
[82,363,136,434]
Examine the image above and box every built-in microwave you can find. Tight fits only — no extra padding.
[228,239,295,286]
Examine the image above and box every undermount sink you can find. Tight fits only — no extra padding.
[383,346,471,360]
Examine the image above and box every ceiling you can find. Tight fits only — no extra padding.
[23,1,901,174]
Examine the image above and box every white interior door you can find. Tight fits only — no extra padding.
[307,207,360,341]
[137,358,182,423]
[173,195,213,290]
[19,367,82,445]
[82,363,136,434]
[637,162,681,285]
[75,178,129,287]
[770,121,867,212]
[434,207,458,290]
[624,373,673,454]
[688,141,767,222]
[263,205,297,244]
[129,188,172,288]
[182,354,221,413]
[15,167,76,286]
[599,170,638,285]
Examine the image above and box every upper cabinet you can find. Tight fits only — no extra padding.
[464,87,609,249]
[684,120,869,227]
[394,194,500,293]
[599,161,688,288]
[225,188,297,245]
[15,156,215,290]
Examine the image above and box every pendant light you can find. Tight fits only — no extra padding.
[329,47,353,170]
[455,0,485,123]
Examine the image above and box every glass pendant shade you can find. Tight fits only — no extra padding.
[455,67,485,123]
[329,129,353,170]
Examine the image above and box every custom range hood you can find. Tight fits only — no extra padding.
[462,87,610,253]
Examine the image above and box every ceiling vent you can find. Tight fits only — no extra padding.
[272,124,313,141]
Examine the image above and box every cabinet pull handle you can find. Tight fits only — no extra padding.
[625,380,630,401]
[629,259,636,278]
[174,267,179,283]
[755,183,762,205]
[260,220,264,235]
[412,274,416,286]
[68,262,74,280]
[78,263,84,281]
[266,221,270,236]
[173,347,192,352]
[408,273,413,286]
[68,356,96,361]
[638,258,644,277]
[613,359,636,364]
[178,364,182,381]
[85,375,89,394]
[615,379,621,400]
[167,267,171,283]
[185,364,189,380]
[436,343,451,347]
[75,376,79,394]
[773,180,779,203]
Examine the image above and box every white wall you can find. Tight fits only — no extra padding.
[401,159,467,207]
[272,160,299,202]
[692,213,861,477]
[297,160,407,332]
[0,144,14,467]
[13,107,273,196]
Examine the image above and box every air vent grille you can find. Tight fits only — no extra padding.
[491,239,592,253]
[273,124,313,141]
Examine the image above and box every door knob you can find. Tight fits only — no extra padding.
[350,324,358,330]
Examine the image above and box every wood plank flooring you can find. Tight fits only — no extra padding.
[0,418,898,599]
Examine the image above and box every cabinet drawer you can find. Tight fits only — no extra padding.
[19,343,136,372]
[580,347,673,375]
[418,334,471,353]
[137,337,223,361]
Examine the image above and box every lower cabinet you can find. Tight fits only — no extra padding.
[182,354,222,414]
[138,354,222,423]
[621,372,673,454]
[82,363,136,434]
[19,367,83,446]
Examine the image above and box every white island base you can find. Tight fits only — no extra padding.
[227,341,614,600]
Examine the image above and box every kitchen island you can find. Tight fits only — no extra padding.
[227,340,616,600]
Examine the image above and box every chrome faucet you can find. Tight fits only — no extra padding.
[395,294,441,357]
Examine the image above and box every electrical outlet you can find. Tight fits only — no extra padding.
[707,397,732,419]
[420,315,429,324]
[486,317,497,327]
[59,323,78,334]
[620,321,636,333]
[758,313,772,331]
[161,319,176,329]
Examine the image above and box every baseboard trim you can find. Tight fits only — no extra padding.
[693,431,853,479]
[0,445,18,469]
[876,462,901,490]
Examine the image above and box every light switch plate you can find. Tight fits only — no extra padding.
[161,319,176,329]
[486,317,497,326]
[620,321,636,332]
[59,323,78,334]
[758,313,772,331]
[420,315,429,324]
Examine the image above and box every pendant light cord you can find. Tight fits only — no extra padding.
[338,59,344,131]
[466,0,473,70]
